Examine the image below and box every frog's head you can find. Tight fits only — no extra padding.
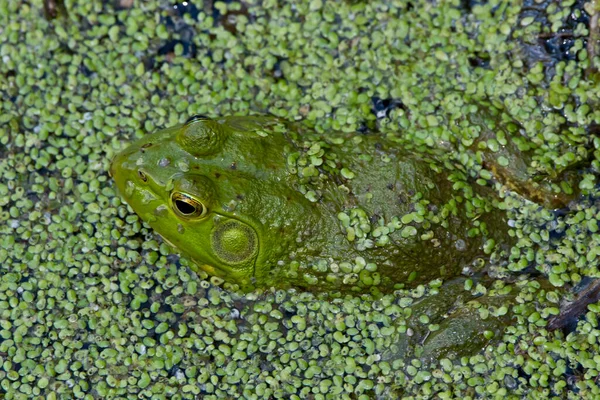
[111,115,313,288]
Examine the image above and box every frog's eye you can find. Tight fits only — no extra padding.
[178,116,224,156]
[170,192,207,219]
[185,115,211,125]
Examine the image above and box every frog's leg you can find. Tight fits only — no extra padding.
[386,276,600,363]
[418,285,515,361]
[466,106,582,209]
[382,277,515,361]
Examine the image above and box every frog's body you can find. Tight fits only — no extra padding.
[110,114,573,295]
[111,113,580,359]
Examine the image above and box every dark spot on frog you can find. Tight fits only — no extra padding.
[215,172,221,179]
[387,183,394,190]
[230,162,237,170]
[140,143,153,153]
[236,194,244,200]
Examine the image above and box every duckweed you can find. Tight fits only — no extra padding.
[1,0,600,398]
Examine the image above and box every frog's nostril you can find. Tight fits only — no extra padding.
[137,170,148,182]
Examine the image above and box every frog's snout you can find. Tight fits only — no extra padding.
[109,149,132,192]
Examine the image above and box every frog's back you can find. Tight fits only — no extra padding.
[111,114,549,294]
[283,127,513,292]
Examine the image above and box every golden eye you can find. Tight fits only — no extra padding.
[171,192,207,219]
[138,170,148,182]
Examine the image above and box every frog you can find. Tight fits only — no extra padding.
[110,110,577,292]
[110,109,581,359]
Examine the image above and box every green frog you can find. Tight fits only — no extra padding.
[110,111,575,292]
[110,110,579,359]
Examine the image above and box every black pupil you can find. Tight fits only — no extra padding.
[175,200,197,215]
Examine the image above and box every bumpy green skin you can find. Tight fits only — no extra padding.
[110,115,528,295]
[111,114,578,359]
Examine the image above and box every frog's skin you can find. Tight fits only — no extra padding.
[111,111,576,292]
[111,114,574,295]
[111,113,579,360]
